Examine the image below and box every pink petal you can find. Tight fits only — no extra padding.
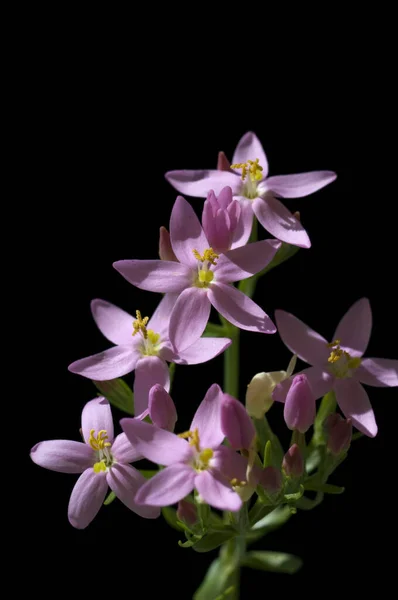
[273,366,334,403]
[356,358,398,387]
[335,378,377,438]
[265,171,337,198]
[165,170,241,197]
[135,463,196,506]
[91,299,135,345]
[253,196,311,248]
[30,440,95,473]
[120,418,192,465]
[172,337,232,365]
[333,298,372,357]
[230,198,254,249]
[147,293,180,338]
[82,396,114,444]
[68,469,108,529]
[209,282,276,333]
[168,287,211,351]
[111,432,143,463]
[211,446,248,482]
[133,356,170,416]
[170,196,209,268]
[113,260,192,293]
[232,131,269,178]
[149,384,177,432]
[275,309,329,366]
[195,471,242,511]
[68,345,138,381]
[221,394,255,450]
[106,464,160,519]
[190,383,224,449]
[215,240,281,283]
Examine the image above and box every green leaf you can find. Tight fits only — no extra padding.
[313,391,337,445]
[304,482,345,495]
[247,506,292,543]
[93,379,134,415]
[241,551,303,574]
[296,492,324,510]
[162,506,184,531]
[104,491,116,506]
[193,558,236,600]
[139,469,158,479]
[263,440,272,467]
[192,529,237,553]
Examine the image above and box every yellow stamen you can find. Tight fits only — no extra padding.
[348,357,362,369]
[199,270,214,284]
[231,158,264,182]
[230,478,246,487]
[147,329,160,345]
[88,429,112,451]
[326,340,362,378]
[93,461,107,473]
[327,339,341,348]
[199,448,213,466]
[192,248,219,265]
[132,310,149,338]
[178,428,201,452]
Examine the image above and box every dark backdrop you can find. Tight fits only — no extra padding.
[23,61,397,598]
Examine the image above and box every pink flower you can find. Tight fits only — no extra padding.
[114,196,280,351]
[68,293,231,416]
[30,397,160,529]
[165,131,336,248]
[121,384,251,512]
[273,298,398,437]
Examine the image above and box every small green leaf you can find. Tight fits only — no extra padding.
[247,506,292,543]
[104,491,116,506]
[162,506,184,531]
[263,440,272,467]
[193,558,236,600]
[192,529,237,553]
[241,551,303,574]
[93,379,134,415]
[304,482,345,495]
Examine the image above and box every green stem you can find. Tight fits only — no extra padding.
[223,326,240,398]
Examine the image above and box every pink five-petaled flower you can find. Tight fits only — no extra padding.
[30,397,160,529]
[68,293,231,416]
[113,196,280,351]
[165,131,337,248]
[121,384,251,512]
[273,298,398,437]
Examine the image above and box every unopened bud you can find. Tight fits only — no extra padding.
[221,394,255,450]
[282,444,304,477]
[284,374,315,433]
[258,466,283,495]
[325,413,352,455]
[159,226,177,261]
[177,499,197,526]
[246,356,297,419]
[217,151,231,171]
[148,384,177,432]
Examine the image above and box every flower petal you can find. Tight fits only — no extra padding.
[68,345,138,381]
[190,383,224,449]
[231,198,254,249]
[209,282,276,333]
[333,298,372,357]
[148,293,180,337]
[215,240,281,283]
[171,337,232,365]
[120,418,192,465]
[265,171,337,198]
[253,196,311,248]
[107,464,160,519]
[169,287,211,351]
[232,131,269,178]
[275,309,329,366]
[91,299,135,345]
[113,260,192,293]
[165,170,241,197]
[170,196,209,268]
[111,432,143,463]
[134,356,170,416]
[68,469,108,529]
[211,446,248,482]
[30,440,95,473]
[273,366,334,403]
[195,471,242,511]
[149,384,177,432]
[82,396,114,444]
[335,379,377,437]
[356,358,398,387]
[135,463,196,506]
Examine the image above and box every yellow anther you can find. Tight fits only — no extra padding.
[93,461,107,473]
[327,339,341,348]
[348,357,362,369]
[178,428,201,452]
[147,329,160,345]
[326,340,362,377]
[132,310,149,338]
[231,158,264,182]
[88,429,111,451]
[230,478,247,487]
[192,248,219,265]
[199,448,214,466]
[199,269,214,284]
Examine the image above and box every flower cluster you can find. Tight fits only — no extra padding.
[31,132,397,598]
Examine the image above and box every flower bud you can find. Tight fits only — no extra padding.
[282,444,304,477]
[177,499,197,526]
[159,226,177,261]
[325,413,352,455]
[148,384,177,432]
[202,187,241,254]
[258,466,283,495]
[217,151,231,171]
[284,374,315,433]
[246,356,297,419]
[221,394,255,450]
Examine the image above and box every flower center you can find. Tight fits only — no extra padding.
[230,158,264,200]
[192,248,219,288]
[132,310,161,356]
[89,429,114,473]
[326,339,362,379]
[178,427,214,472]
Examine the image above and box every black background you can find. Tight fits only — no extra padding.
[21,39,398,598]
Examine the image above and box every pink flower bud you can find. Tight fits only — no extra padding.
[284,374,316,433]
[221,394,255,450]
[258,466,283,495]
[148,384,177,432]
[159,226,177,261]
[282,444,304,477]
[177,499,197,526]
[202,187,242,254]
[217,151,231,171]
[326,413,352,455]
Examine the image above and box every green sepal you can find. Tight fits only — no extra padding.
[93,378,134,415]
[241,551,303,574]
[192,528,237,553]
[284,484,305,502]
[263,440,272,467]
[104,491,116,506]
[313,390,337,446]
[304,482,345,495]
